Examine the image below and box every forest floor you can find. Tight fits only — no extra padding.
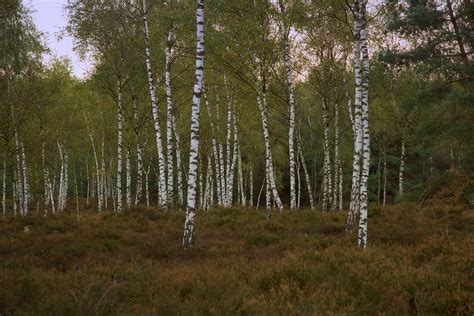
[0,203,472,315]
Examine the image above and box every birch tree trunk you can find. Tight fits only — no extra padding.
[322,98,332,212]
[183,0,205,249]
[399,138,405,196]
[332,101,341,211]
[2,159,6,217]
[204,90,223,207]
[224,88,233,207]
[87,132,102,212]
[14,131,23,216]
[383,152,387,207]
[21,143,29,215]
[347,0,363,231]
[358,0,371,249]
[238,146,246,206]
[298,132,315,210]
[145,164,150,207]
[101,136,106,210]
[227,114,239,206]
[165,26,175,206]
[249,158,254,208]
[42,142,50,214]
[126,148,131,209]
[131,93,144,205]
[257,89,283,211]
[283,31,297,210]
[171,116,184,206]
[142,0,167,208]
[116,81,124,213]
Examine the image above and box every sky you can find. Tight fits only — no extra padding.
[27,0,91,79]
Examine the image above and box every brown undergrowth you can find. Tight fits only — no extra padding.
[0,203,472,315]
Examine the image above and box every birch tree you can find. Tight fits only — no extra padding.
[183,0,205,249]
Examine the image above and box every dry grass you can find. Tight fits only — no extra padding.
[0,203,472,315]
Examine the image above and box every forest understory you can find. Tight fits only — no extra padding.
[0,201,472,315]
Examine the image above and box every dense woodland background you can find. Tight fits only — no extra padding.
[1,0,473,216]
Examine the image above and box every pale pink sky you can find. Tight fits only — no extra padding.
[27,0,91,78]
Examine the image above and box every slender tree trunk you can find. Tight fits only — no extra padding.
[322,98,332,212]
[226,113,239,206]
[87,132,102,211]
[198,155,204,209]
[383,152,387,207]
[2,159,6,217]
[347,0,363,232]
[145,164,150,207]
[165,26,175,206]
[296,149,301,209]
[298,133,315,210]
[283,31,297,210]
[249,158,254,208]
[257,89,283,211]
[86,160,90,207]
[332,101,341,211]
[358,0,371,249]
[224,87,233,207]
[142,0,167,208]
[238,146,245,206]
[21,143,29,215]
[58,143,64,212]
[14,131,23,216]
[204,90,223,207]
[116,81,124,213]
[183,0,205,249]
[126,148,131,209]
[172,115,184,206]
[13,173,17,216]
[101,137,106,210]
[131,93,144,205]
[399,138,405,196]
[339,164,343,210]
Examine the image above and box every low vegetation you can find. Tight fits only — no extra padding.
[0,204,472,314]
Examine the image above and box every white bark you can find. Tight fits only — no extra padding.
[21,143,29,215]
[142,0,167,208]
[224,87,233,206]
[332,101,341,211]
[204,90,224,207]
[322,98,332,212]
[116,81,124,213]
[358,0,370,249]
[238,146,245,206]
[383,152,387,207]
[283,31,297,210]
[399,138,405,196]
[249,159,254,208]
[257,90,283,211]
[14,131,23,216]
[87,131,102,212]
[145,164,150,207]
[347,0,363,231]
[172,115,184,205]
[132,93,144,205]
[126,148,131,209]
[166,27,175,206]
[298,132,315,210]
[183,0,205,249]
[226,113,239,206]
[101,136,106,210]
[2,159,6,217]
